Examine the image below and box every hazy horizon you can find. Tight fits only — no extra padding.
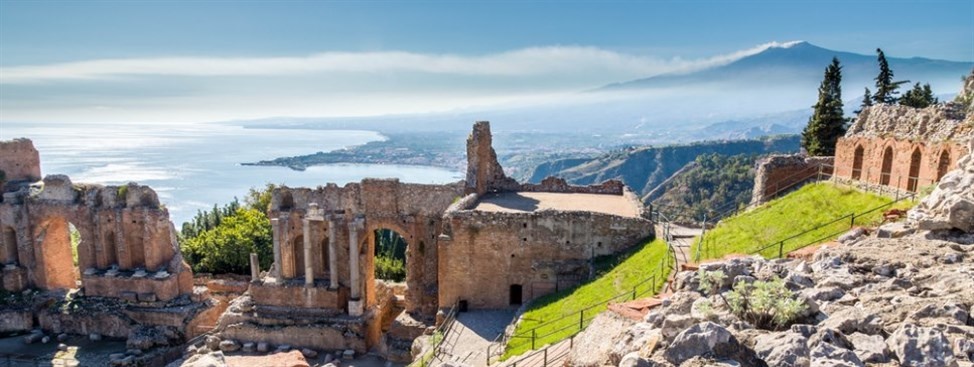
[1,1,972,124]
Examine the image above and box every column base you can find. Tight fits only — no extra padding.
[348,299,364,317]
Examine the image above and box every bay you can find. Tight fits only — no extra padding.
[0,122,464,225]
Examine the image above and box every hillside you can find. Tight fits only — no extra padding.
[693,182,914,260]
[649,153,756,224]
[528,135,800,198]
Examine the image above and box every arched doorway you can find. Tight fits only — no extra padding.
[36,217,80,290]
[851,145,865,180]
[907,148,922,192]
[2,225,17,265]
[880,147,894,186]
[373,229,406,282]
[937,150,952,181]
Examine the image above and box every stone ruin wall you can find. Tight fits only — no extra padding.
[833,70,974,193]
[0,175,193,300]
[260,179,464,317]
[0,138,209,351]
[437,208,653,309]
[0,138,41,184]
[751,155,834,205]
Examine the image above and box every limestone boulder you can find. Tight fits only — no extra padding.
[753,331,810,367]
[909,137,974,233]
[224,350,309,367]
[886,323,956,367]
[662,322,764,366]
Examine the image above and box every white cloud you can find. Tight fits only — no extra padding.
[0,42,800,84]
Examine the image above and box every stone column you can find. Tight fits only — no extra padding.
[348,217,365,316]
[327,215,339,289]
[270,218,282,279]
[303,217,313,286]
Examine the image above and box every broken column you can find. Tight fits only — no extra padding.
[348,216,365,316]
[250,253,259,282]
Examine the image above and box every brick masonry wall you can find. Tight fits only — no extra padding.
[437,210,653,309]
[834,136,969,192]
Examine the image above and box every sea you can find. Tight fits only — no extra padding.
[0,122,464,226]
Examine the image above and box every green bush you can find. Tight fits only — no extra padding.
[181,208,273,274]
[374,229,407,282]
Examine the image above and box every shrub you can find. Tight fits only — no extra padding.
[180,208,273,274]
[697,270,806,330]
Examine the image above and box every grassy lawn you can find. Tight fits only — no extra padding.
[502,238,671,359]
[693,182,916,260]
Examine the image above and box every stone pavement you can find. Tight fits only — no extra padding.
[434,309,516,367]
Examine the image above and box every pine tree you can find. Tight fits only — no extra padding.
[854,87,873,115]
[802,57,847,156]
[900,82,939,108]
[872,48,908,104]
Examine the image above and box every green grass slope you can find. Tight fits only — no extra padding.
[503,238,671,359]
[694,182,915,260]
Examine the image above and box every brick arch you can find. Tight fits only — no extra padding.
[880,145,895,186]
[937,149,952,181]
[31,216,83,290]
[852,145,865,180]
[908,147,922,192]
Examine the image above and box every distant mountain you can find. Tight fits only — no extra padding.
[600,41,972,93]
[528,135,801,197]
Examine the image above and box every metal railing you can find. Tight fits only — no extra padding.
[415,299,460,367]
[740,192,916,259]
[498,335,576,367]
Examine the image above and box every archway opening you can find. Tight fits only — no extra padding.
[880,147,894,186]
[937,150,952,182]
[2,225,17,265]
[908,148,922,192]
[373,229,406,282]
[852,145,865,180]
[37,217,80,290]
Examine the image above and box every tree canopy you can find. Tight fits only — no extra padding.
[802,57,846,156]
[899,82,938,108]
[872,48,908,104]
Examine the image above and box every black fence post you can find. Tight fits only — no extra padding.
[778,241,784,258]
[850,213,855,228]
[532,329,536,350]
[579,309,584,330]
[544,347,548,366]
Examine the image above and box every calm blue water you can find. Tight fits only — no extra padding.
[0,122,463,225]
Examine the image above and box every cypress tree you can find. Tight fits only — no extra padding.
[872,48,907,104]
[802,57,846,156]
[854,87,873,115]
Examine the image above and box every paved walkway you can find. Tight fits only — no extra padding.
[435,309,516,367]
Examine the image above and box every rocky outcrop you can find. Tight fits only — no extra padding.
[569,233,974,367]
[846,103,972,143]
[909,138,974,232]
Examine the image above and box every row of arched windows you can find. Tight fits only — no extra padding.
[850,145,952,192]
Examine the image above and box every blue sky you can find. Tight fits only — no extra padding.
[1,0,972,123]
